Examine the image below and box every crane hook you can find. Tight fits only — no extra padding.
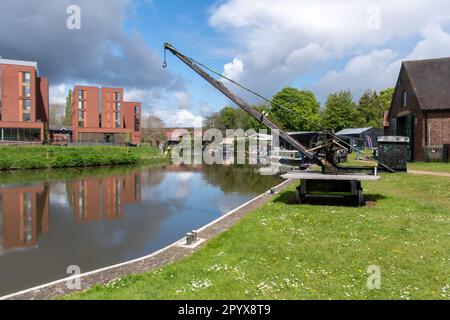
[162,47,168,68]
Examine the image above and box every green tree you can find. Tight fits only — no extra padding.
[63,90,73,127]
[271,87,321,132]
[142,114,167,145]
[322,90,357,132]
[203,112,223,131]
[378,87,395,111]
[356,88,394,129]
[243,104,271,132]
[204,105,272,133]
[219,106,237,130]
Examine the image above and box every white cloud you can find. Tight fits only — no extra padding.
[209,0,450,100]
[151,109,203,128]
[223,57,244,80]
[315,49,399,100]
[124,88,162,104]
[314,24,450,100]
[174,91,192,109]
[49,84,68,105]
[404,24,450,60]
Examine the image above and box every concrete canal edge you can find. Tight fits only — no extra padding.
[1,179,296,300]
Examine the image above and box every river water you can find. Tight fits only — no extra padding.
[0,164,281,296]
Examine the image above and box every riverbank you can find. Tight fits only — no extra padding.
[0,145,168,171]
[1,179,293,300]
[62,172,449,300]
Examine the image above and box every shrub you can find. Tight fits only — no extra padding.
[0,158,13,170]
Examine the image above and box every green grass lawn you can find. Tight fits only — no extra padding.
[0,145,167,171]
[67,172,450,300]
[341,150,450,174]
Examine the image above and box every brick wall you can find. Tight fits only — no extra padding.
[387,65,426,161]
[426,111,450,145]
[124,101,141,144]
[0,63,47,142]
[1,64,37,122]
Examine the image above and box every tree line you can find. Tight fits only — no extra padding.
[204,87,394,133]
[49,87,394,141]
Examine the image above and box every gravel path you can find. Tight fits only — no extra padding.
[409,170,450,178]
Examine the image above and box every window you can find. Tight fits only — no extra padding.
[22,72,31,97]
[22,99,31,122]
[0,128,40,142]
[23,112,31,122]
[78,90,85,100]
[115,102,121,111]
[24,86,31,97]
[115,92,121,101]
[134,106,140,132]
[23,99,31,111]
[115,112,121,128]
[78,98,85,128]
[390,118,397,134]
[98,89,102,128]
[402,90,407,107]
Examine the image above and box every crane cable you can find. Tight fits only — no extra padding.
[163,47,394,172]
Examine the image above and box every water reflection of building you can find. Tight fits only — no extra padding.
[0,184,49,254]
[70,172,142,221]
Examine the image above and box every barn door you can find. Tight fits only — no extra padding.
[406,114,414,161]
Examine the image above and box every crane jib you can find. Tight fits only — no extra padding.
[163,43,324,168]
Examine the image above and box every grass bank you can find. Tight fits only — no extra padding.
[0,145,168,171]
[67,172,450,300]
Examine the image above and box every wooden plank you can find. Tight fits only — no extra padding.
[281,171,381,181]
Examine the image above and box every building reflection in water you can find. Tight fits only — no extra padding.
[0,184,49,254]
[70,172,141,221]
[0,171,142,254]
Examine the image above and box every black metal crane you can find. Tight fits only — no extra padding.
[163,43,392,205]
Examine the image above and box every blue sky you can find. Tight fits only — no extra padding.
[1,0,450,127]
[127,0,237,120]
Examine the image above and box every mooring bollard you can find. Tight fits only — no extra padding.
[186,230,199,245]
[186,232,193,245]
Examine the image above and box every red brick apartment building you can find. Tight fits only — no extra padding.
[72,86,141,145]
[385,57,450,161]
[0,58,49,143]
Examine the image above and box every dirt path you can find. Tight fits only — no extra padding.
[409,170,450,178]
